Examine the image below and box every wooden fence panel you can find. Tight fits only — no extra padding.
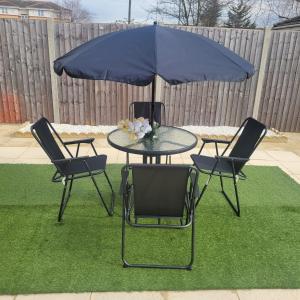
[258,30,300,132]
[0,19,299,131]
[0,19,53,123]
[55,23,151,125]
[160,25,265,126]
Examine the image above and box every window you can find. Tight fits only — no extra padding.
[21,14,28,20]
[0,7,8,14]
[37,10,44,17]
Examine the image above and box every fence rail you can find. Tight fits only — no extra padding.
[0,19,299,131]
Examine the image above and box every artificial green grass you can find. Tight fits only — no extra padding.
[0,164,299,294]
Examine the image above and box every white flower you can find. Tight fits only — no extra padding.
[119,117,152,140]
[137,131,145,139]
[145,124,152,133]
[128,121,134,132]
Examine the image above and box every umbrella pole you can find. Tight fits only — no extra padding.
[150,76,156,127]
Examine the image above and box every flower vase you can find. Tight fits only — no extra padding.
[144,123,159,140]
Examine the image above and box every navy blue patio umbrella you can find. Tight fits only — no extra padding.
[54,23,255,125]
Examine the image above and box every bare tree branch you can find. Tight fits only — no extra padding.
[57,0,92,23]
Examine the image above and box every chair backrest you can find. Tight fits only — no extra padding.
[129,101,165,124]
[131,164,191,218]
[229,117,267,172]
[31,117,65,162]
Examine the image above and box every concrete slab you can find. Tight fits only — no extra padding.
[237,289,300,300]
[168,290,239,300]
[279,161,300,175]
[169,154,184,164]
[251,150,274,161]
[16,293,90,300]
[0,137,13,146]
[0,296,15,300]
[0,158,16,164]
[2,138,35,147]
[248,160,279,166]
[14,158,51,164]
[0,147,27,159]
[292,174,300,184]
[20,147,48,159]
[92,292,164,300]
[267,151,300,162]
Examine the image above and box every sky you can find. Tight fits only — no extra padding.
[81,0,156,24]
[79,0,290,27]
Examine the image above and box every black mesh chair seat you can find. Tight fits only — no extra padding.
[191,117,267,217]
[57,155,107,176]
[31,117,114,221]
[191,154,233,174]
[121,164,199,270]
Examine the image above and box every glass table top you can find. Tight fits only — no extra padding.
[107,126,198,156]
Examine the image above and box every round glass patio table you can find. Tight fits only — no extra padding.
[107,126,198,163]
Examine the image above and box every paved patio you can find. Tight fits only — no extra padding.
[0,124,299,184]
[0,124,299,300]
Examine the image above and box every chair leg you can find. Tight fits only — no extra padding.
[91,143,98,155]
[90,172,114,216]
[195,174,213,208]
[122,213,195,270]
[52,170,62,183]
[75,144,80,157]
[58,176,73,222]
[122,204,128,267]
[220,176,240,217]
[104,170,115,213]
[219,173,224,192]
[188,213,195,270]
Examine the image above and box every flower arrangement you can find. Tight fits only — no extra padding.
[118,117,152,140]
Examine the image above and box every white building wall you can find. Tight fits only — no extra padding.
[28,9,55,18]
[0,7,19,16]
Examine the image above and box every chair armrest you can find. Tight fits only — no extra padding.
[202,138,230,144]
[63,138,95,145]
[215,156,249,163]
[52,156,89,164]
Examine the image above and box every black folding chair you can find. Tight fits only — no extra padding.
[31,117,115,222]
[129,101,170,164]
[121,164,199,270]
[191,117,267,217]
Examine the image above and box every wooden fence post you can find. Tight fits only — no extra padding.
[155,75,163,101]
[252,27,272,120]
[47,18,60,123]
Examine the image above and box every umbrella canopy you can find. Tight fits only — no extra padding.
[54,24,255,86]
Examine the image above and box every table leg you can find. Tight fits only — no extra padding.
[143,155,147,164]
[155,156,161,164]
[142,155,162,164]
